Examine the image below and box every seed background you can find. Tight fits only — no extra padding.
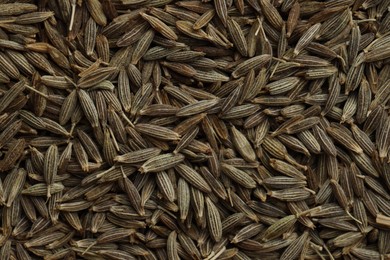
[0,0,389,259]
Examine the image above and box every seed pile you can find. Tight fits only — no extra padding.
[0,0,390,259]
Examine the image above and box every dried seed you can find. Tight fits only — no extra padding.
[231,126,257,162]
[326,125,363,154]
[141,12,178,41]
[139,153,185,173]
[227,18,248,57]
[175,164,211,193]
[259,0,284,30]
[294,23,321,55]
[205,196,222,242]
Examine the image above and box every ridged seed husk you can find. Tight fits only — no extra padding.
[139,153,185,173]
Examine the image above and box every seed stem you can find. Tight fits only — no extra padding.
[69,0,77,31]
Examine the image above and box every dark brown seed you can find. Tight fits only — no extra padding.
[0,1,388,258]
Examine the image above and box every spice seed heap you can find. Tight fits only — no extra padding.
[0,0,390,259]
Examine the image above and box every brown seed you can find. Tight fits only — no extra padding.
[167,231,180,260]
[326,125,363,154]
[77,89,99,128]
[0,80,25,114]
[230,126,257,162]
[0,3,37,16]
[4,168,26,207]
[175,164,211,193]
[261,215,297,241]
[178,232,202,260]
[0,139,25,172]
[221,163,257,189]
[86,0,107,26]
[156,171,176,202]
[193,9,215,30]
[141,12,178,41]
[268,188,312,202]
[0,119,22,149]
[269,159,306,180]
[43,145,58,199]
[132,29,155,64]
[25,232,65,248]
[205,196,223,242]
[117,21,150,47]
[286,2,300,37]
[259,0,284,30]
[280,230,309,260]
[313,125,337,156]
[0,0,389,257]
[227,18,248,57]
[135,123,180,141]
[139,153,185,173]
[176,98,220,117]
